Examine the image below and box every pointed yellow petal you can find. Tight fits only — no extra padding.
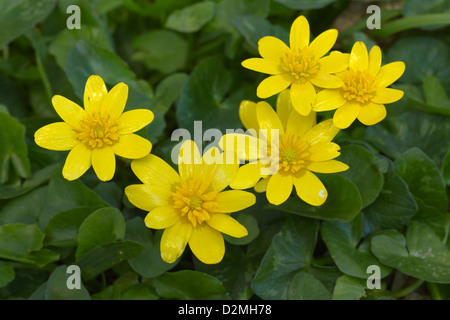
[117,109,154,134]
[349,41,369,72]
[333,102,360,129]
[125,184,171,211]
[357,102,387,126]
[276,89,293,129]
[307,142,341,162]
[92,146,116,181]
[313,89,346,112]
[239,100,259,132]
[215,190,256,213]
[286,109,316,137]
[34,122,78,151]
[100,82,128,120]
[256,101,285,136]
[375,62,405,88]
[293,169,327,206]
[241,58,282,74]
[306,160,349,173]
[161,221,192,263]
[112,134,152,159]
[219,133,267,161]
[310,73,343,89]
[202,147,239,192]
[84,75,107,114]
[188,223,224,264]
[372,88,404,104]
[258,36,290,61]
[51,95,85,128]
[230,162,263,190]
[256,75,291,99]
[302,119,340,144]
[178,140,202,181]
[207,213,248,238]
[368,45,382,76]
[309,29,338,58]
[62,143,92,181]
[320,51,350,74]
[131,154,180,188]
[145,206,180,229]
[290,15,310,51]
[290,81,316,116]
[266,172,293,205]
[254,177,270,193]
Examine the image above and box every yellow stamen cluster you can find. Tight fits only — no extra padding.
[341,70,375,103]
[171,180,218,227]
[76,112,120,149]
[281,48,320,82]
[278,133,310,173]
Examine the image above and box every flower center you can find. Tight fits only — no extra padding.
[281,48,320,82]
[278,133,310,174]
[76,112,120,149]
[171,180,218,227]
[341,70,375,103]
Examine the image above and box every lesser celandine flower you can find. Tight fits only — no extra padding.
[313,41,405,129]
[219,89,349,206]
[125,140,255,264]
[241,15,349,116]
[34,75,154,181]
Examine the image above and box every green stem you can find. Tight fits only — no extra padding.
[427,282,443,300]
[35,50,52,102]
[388,279,424,299]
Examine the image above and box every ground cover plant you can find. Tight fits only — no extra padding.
[0,0,449,301]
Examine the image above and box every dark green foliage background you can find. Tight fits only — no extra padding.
[0,0,449,300]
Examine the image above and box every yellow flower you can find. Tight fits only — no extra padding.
[241,15,349,116]
[219,89,349,206]
[125,140,255,264]
[34,75,154,181]
[313,41,405,129]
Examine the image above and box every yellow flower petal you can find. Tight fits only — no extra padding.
[92,146,116,181]
[309,29,338,59]
[293,169,327,206]
[357,102,387,126]
[320,51,350,74]
[202,147,239,192]
[84,75,107,114]
[160,221,192,263]
[256,101,285,138]
[125,184,171,211]
[368,45,382,76]
[62,143,92,181]
[313,89,346,112]
[302,119,340,145]
[286,109,316,137]
[100,82,128,120]
[34,122,78,151]
[258,36,290,61]
[51,95,85,128]
[310,73,343,89]
[306,160,349,173]
[333,102,360,129]
[219,133,267,161]
[307,142,341,162]
[207,213,248,238]
[266,172,293,205]
[276,89,293,129]
[178,140,202,181]
[239,100,259,132]
[215,190,256,213]
[290,15,310,51]
[256,75,291,99]
[131,154,180,188]
[188,223,224,264]
[349,41,369,72]
[375,62,405,88]
[241,58,282,75]
[254,177,270,193]
[117,109,154,134]
[230,162,262,189]
[112,134,152,159]
[371,88,404,104]
[145,206,180,229]
[290,81,316,116]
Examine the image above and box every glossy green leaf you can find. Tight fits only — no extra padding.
[0,261,15,287]
[371,222,450,283]
[76,207,126,260]
[288,271,332,300]
[44,265,90,300]
[252,216,319,299]
[0,186,47,225]
[154,270,228,300]
[332,275,366,300]
[274,0,336,9]
[442,148,450,186]
[273,174,362,222]
[166,1,215,33]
